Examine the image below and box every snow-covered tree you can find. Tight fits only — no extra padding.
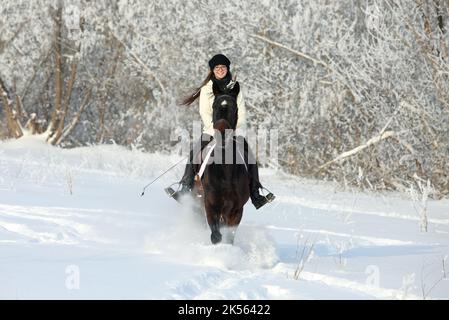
[1,0,448,196]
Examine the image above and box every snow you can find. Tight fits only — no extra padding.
[0,136,448,299]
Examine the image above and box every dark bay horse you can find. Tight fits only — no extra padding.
[193,94,250,244]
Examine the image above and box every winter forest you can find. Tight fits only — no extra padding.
[1,0,448,196]
[2,0,449,301]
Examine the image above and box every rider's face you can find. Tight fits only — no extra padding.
[213,65,228,80]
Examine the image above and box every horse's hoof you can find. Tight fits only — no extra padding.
[211,232,222,244]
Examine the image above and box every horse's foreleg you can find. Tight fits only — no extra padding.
[224,207,243,245]
[211,228,222,244]
[205,203,222,244]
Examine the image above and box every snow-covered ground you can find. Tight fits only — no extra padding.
[0,136,448,299]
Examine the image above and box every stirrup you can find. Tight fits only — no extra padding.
[252,187,275,210]
[261,187,275,202]
[164,182,180,198]
[165,182,193,203]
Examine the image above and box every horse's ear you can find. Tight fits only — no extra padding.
[230,82,240,97]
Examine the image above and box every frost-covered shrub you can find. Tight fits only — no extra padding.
[1,0,448,196]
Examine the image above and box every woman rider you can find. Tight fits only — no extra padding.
[166,54,274,209]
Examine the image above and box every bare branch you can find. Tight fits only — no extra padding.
[47,4,63,140]
[2,19,29,50]
[250,33,360,101]
[109,31,167,98]
[21,46,53,101]
[250,34,330,69]
[51,58,78,145]
[320,131,396,169]
[0,78,23,138]
[56,87,92,145]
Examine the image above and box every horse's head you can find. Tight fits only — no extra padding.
[212,94,238,135]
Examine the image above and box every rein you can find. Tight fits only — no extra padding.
[196,134,248,180]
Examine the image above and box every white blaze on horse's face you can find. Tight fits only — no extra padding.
[221,100,228,106]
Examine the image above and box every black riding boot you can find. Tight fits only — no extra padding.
[165,134,213,202]
[240,137,275,209]
[248,162,275,209]
[174,162,195,201]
